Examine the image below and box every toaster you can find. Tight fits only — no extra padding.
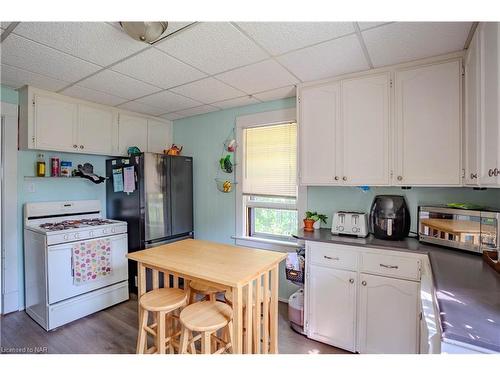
[331,211,369,237]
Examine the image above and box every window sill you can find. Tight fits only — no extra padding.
[232,235,301,253]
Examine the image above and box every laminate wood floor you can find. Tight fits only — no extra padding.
[0,298,348,354]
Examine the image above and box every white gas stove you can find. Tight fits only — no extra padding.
[24,200,129,330]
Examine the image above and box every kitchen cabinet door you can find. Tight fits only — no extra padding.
[341,73,390,185]
[306,265,357,352]
[357,273,419,354]
[464,29,481,186]
[147,119,172,154]
[478,23,500,186]
[78,104,116,155]
[299,82,340,185]
[118,113,148,156]
[394,60,461,185]
[34,94,78,152]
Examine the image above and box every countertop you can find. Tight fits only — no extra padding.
[294,229,500,353]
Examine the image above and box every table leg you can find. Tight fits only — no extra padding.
[137,263,147,352]
[269,265,279,354]
[232,286,243,354]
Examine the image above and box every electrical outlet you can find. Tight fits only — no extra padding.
[25,182,36,193]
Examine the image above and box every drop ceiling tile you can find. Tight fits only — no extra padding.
[0,34,101,83]
[277,34,369,82]
[12,22,148,66]
[0,64,70,91]
[216,59,298,94]
[170,77,245,103]
[117,100,166,116]
[61,85,128,106]
[236,22,355,56]
[253,85,296,102]
[77,69,160,100]
[111,48,206,89]
[137,90,202,112]
[357,22,393,30]
[211,95,260,109]
[173,105,219,118]
[155,22,268,74]
[363,22,472,67]
[160,112,185,121]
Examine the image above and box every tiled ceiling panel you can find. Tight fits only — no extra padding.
[0,64,69,91]
[216,59,298,94]
[173,104,219,118]
[155,22,268,74]
[212,95,260,109]
[236,22,355,56]
[170,77,245,103]
[61,85,128,106]
[12,22,148,66]
[253,85,296,102]
[0,34,101,83]
[117,100,166,116]
[137,90,202,112]
[160,112,185,121]
[107,21,194,38]
[111,48,206,89]
[277,34,369,82]
[363,22,472,67]
[77,69,160,100]
[357,22,393,30]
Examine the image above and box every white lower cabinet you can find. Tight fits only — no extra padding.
[357,273,420,354]
[305,241,421,354]
[307,265,357,352]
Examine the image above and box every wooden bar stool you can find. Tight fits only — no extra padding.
[225,286,270,353]
[179,301,233,354]
[188,280,226,303]
[137,288,188,354]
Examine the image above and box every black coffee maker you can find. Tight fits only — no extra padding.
[370,195,411,240]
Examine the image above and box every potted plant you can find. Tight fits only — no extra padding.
[303,211,328,232]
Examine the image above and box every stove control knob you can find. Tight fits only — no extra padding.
[74,233,79,239]
[63,234,69,240]
[111,228,116,233]
[89,231,94,237]
[102,229,107,234]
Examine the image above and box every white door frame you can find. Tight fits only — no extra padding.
[1,101,19,314]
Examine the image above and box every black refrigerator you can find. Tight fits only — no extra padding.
[106,153,193,292]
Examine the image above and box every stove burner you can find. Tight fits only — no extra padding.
[39,219,115,231]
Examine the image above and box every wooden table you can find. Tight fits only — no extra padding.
[127,239,286,354]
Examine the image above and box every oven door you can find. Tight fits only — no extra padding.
[47,234,128,304]
[418,207,484,253]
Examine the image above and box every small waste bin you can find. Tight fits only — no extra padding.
[288,289,305,334]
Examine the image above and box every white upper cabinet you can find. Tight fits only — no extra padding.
[118,113,148,156]
[299,82,340,185]
[464,29,481,186]
[394,60,461,186]
[147,118,173,154]
[77,104,116,155]
[478,22,500,185]
[33,93,78,152]
[357,273,419,354]
[341,73,390,185]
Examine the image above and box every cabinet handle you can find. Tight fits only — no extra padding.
[323,255,339,261]
[342,176,347,181]
[349,278,354,284]
[362,281,367,286]
[397,176,403,181]
[334,176,339,181]
[380,263,399,269]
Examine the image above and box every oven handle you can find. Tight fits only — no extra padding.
[380,263,399,269]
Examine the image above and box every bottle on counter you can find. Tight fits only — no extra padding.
[36,153,46,177]
[50,157,60,177]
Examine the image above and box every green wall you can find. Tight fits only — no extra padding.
[1,85,19,105]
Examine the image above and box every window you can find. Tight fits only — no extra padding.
[241,122,298,241]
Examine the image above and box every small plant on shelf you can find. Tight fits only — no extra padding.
[303,211,328,232]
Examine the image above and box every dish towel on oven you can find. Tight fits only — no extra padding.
[72,238,112,285]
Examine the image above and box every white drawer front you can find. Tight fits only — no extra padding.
[308,242,358,271]
[361,252,421,280]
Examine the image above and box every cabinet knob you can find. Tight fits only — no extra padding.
[334,176,339,181]
[494,168,499,177]
[488,169,494,177]
[349,278,354,284]
[470,173,478,179]
[342,176,347,181]
[362,281,367,286]
[397,176,403,181]
[73,144,78,148]
[79,145,84,149]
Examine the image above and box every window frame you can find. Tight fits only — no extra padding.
[234,108,305,251]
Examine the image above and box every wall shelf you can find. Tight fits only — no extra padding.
[24,176,109,180]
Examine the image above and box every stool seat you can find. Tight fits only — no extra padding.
[180,301,233,332]
[140,288,187,312]
[224,286,270,307]
[189,280,225,295]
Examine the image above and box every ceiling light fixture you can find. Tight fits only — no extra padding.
[119,22,168,44]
